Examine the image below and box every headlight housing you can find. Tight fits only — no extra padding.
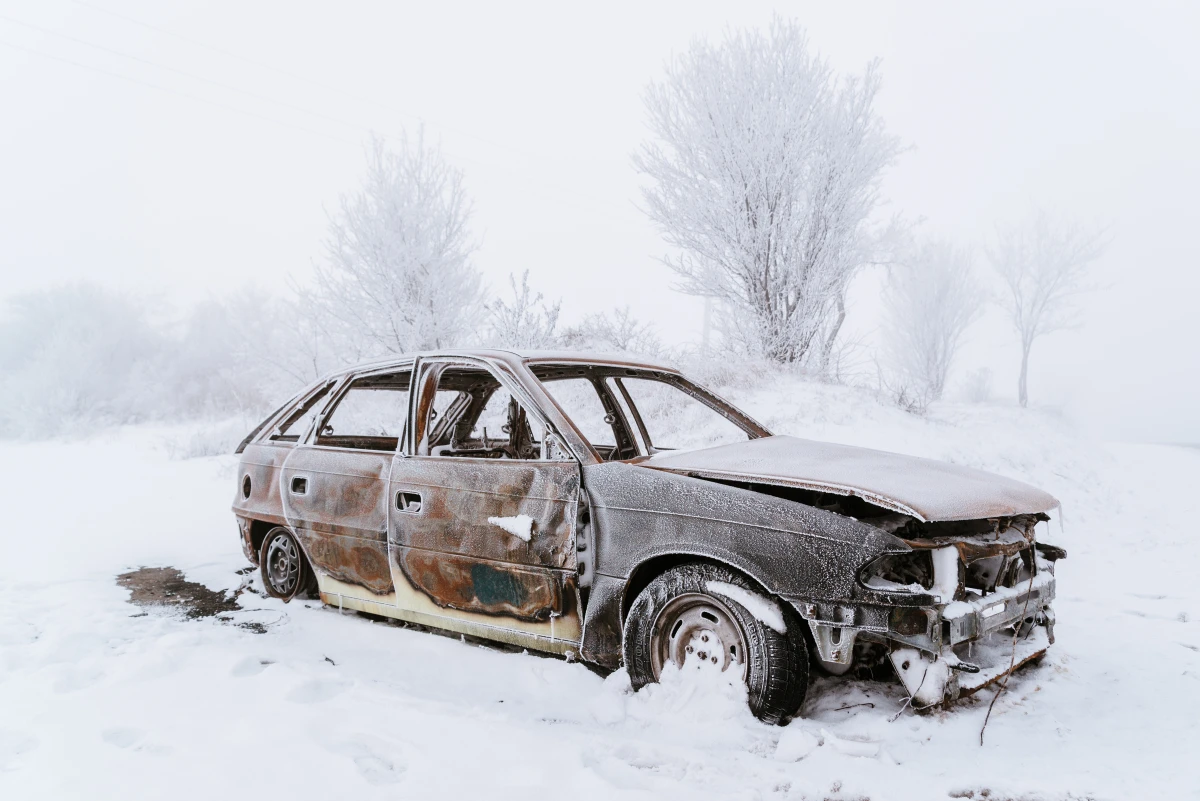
[858,550,934,593]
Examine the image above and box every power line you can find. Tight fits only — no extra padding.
[18,2,643,226]
[0,12,381,138]
[63,0,520,158]
[0,38,353,143]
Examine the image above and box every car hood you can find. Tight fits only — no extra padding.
[639,435,1058,523]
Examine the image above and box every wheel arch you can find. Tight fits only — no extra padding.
[249,519,276,560]
[619,551,777,627]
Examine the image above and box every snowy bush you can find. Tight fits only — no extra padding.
[561,307,663,357]
[161,419,255,460]
[959,367,994,404]
[0,286,300,440]
[485,271,562,349]
[0,285,167,437]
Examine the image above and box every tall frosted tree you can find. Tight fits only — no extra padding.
[989,211,1108,407]
[635,18,903,367]
[304,132,482,362]
[883,240,985,402]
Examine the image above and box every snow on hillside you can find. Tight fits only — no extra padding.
[0,381,1197,801]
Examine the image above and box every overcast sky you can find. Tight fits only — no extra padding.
[1,1,1197,441]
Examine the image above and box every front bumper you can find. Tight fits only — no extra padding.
[792,571,1056,707]
[941,570,1055,645]
[890,572,1056,707]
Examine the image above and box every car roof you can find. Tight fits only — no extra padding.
[331,348,682,377]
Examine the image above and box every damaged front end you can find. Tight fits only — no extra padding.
[795,513,1064,708]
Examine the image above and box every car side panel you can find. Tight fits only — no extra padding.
[388,456,580,623]
[578,461,900,667]
[233,442,291,526]
[280,446,395,602]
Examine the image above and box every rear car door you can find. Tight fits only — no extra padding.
[386,357,582,650]
[280,368,411,605]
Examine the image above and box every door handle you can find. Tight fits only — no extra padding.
[396,490,422,513]
[290,476,308,495]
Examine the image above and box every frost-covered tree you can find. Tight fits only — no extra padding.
[304,132,482,360]
[988,211,1108,407]
[634,18,903,367]
[883,240,984,402]
[564,306,662,356]
[485,270,562,349]
[174,291,325,411]
[0,285,165,436]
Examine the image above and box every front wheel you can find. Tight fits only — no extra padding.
[259,526,313,602]
[622,563,808,724]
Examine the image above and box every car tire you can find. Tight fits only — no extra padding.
[623,562,808,724]
[259,526,313,602]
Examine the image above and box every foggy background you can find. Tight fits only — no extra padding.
[1,0,1196,442]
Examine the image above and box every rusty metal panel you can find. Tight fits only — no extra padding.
[584,460,897,599]
[281,446,394,599]
[281,448,390,537]
[396,547,563,620]
[387,454,579,626]
[393,457,578,568]
[232,442,290,525]
[295,529,394,596]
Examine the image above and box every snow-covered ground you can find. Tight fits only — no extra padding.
[1,380,1198,800]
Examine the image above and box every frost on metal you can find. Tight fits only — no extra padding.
[931,545,961,602]
[488,514,533,542]
[644,434,1059,522]
[230,348,1064,718]
[706,581,786,633]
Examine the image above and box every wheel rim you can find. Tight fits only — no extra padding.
[650,592,747,680]
[265,533,301,596]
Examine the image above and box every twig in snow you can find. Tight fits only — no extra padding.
[980,568,1037,746]
[890,665,929,722]
[833,702,876,712]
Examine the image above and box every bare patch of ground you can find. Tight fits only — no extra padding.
[117,566,265,632]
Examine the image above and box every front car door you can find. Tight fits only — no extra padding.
[385,357,583,653]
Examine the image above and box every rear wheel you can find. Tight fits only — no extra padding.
[623,563,809,724]
[259,527,313,602]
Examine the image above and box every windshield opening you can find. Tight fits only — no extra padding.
[530,364,765,459]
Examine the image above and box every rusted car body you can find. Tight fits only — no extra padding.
[232,350,1063,715]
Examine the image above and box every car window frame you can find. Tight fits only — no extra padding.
[612,372,769,454]
[527,364,769,459]
[406,356,576,464]
[264,378,340,445]
[306,365,415,453]
[536,373,641,460]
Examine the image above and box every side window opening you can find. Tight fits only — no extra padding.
[421,366,563,461]
[532,368,639,461]
[540,378,615,449]
[605,377,649,454]
[314,371,411,452]
[270,382,334,443]
[617,376,751,453]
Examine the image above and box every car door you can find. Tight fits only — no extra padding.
[386,357,583,651]
[280,367,411,605]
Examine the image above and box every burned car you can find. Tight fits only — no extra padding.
[232,350,1063,722]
